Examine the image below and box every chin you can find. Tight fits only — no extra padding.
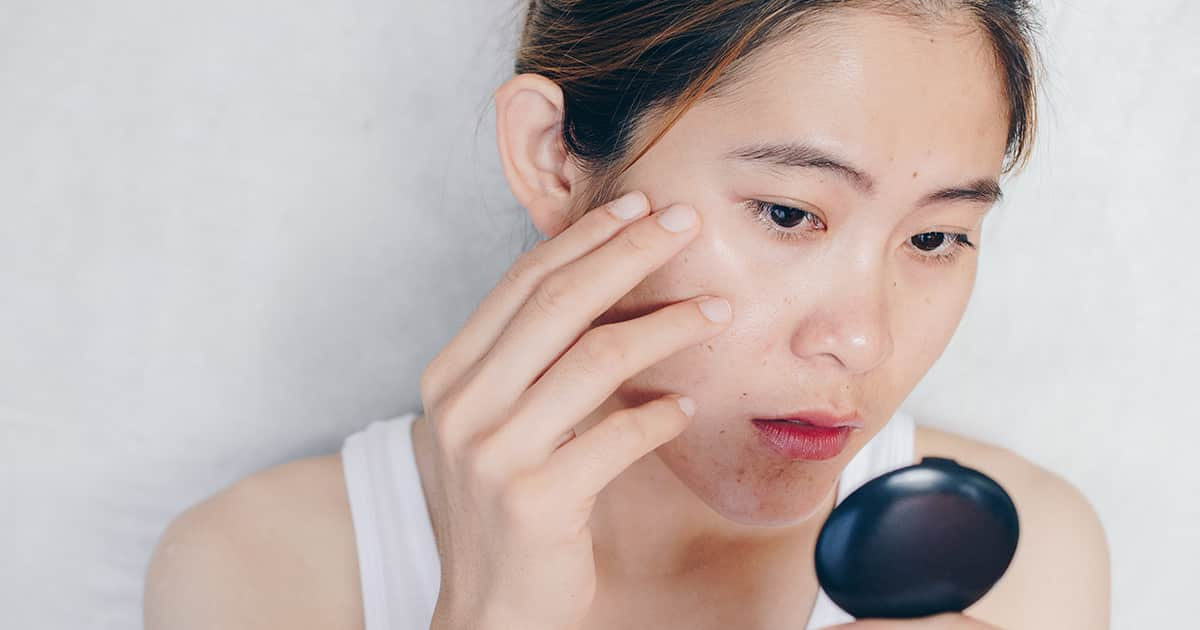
[656,435,843,528]
[710,477,839,528]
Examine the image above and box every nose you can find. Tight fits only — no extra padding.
[789,266,894,375]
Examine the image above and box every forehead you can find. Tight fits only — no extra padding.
[669,9,1011,183]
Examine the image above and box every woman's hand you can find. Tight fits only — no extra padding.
[419,191,733,630]
[825,613,1003,629]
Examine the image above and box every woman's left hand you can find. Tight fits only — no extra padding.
[824,612,1003,629]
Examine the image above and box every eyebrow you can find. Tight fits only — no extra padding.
[723,142,1003,208]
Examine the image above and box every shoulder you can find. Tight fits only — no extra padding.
[143,454,363,630]
[913,424,1111,629]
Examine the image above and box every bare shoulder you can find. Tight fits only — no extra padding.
[913,424,1112,629]
[143,454,363,630]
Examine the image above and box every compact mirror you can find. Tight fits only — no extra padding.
[814,456,1020,619]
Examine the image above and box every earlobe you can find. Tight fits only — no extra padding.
[494,73,576,238]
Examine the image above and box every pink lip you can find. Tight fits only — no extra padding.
[750,419,854,460]
[752,410,863,429]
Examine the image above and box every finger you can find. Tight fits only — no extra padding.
[552,426,577,451]
[538,394,697,500]
[419,190,650,404]
[491,294,732,463]
[453,202,703,434]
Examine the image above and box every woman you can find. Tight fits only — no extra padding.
[144,1,1111,629]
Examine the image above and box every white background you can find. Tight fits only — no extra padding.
[1,1,1196,628]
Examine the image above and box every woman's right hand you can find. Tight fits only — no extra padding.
[419,191,733,630]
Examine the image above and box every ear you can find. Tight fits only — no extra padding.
[494,73,582,238]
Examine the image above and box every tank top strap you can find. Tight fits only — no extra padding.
[342,411,438,630]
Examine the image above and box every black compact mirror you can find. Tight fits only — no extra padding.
[814,456,1020,619]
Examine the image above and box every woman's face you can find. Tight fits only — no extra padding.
[580,11,1011,525]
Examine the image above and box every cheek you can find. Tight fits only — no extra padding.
[896,265,976,361]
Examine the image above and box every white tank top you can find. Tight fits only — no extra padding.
[341,409,916,630]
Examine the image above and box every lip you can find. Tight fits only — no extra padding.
[751,410,863,429]
[751,419,854,460]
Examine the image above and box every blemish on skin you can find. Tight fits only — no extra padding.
[912,170,919,179]
[740,392,748,398]
[704,343,714,352]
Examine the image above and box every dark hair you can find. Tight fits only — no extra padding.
[515,0,1042,222]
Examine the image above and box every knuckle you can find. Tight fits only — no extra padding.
[463,436,506,484]
[608,408,653,450]
[616,224,657,255]
[577,325,629,368]
[418,362,442,405]
[529,272,573,317]
[430,419,463,456]
[503,246,546,288]
[429,388,472,448]
[497,475,538,521]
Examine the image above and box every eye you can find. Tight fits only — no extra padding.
[744,200,825,241]
[907,231,976,265]
[746,199,977,265]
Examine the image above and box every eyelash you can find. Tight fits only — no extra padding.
[744,199,976,265]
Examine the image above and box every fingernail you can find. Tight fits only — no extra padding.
[675,396,697,417]
[607,192,648,221]
[698,297,731,322]
[656,204,696,232]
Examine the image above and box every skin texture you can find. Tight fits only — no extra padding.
[499,8,1004,591]
[144,8,1112,630]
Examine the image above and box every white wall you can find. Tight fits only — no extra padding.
[0,1,1195,628]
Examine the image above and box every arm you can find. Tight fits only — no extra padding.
[996,465,1112,629]
[828,457,1112,630]
[143,455,364,630]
